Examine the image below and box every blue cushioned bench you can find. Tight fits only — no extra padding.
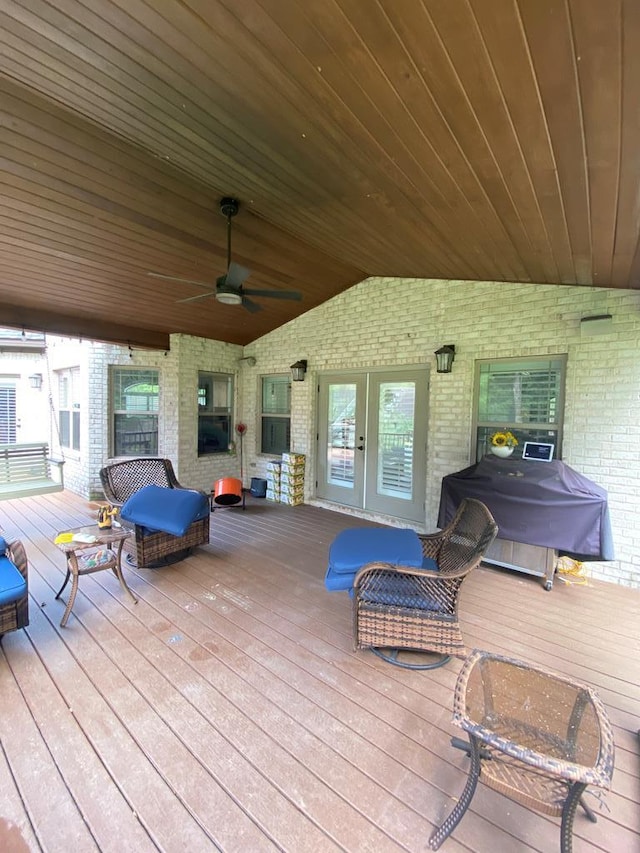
[325,527,431,592]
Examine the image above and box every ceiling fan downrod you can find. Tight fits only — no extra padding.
[220,197,239,270]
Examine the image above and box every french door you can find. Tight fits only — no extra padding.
[316,368,428,523]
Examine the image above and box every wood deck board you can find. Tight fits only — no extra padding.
[0,491,638,852]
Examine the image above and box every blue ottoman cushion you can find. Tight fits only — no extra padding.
[121,485,209,537]
[0,555,27,606]
[325,527,425,591]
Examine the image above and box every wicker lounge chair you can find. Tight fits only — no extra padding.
[99,457,210,568]
[0,537,29,636]
[353,498,497,668]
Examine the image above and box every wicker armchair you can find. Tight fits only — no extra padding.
[0,538,29,636]
[99,458,210,568]
[353,498,498,669]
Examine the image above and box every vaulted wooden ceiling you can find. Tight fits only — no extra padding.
[1,1,638,348]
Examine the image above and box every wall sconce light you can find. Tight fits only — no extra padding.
[238,356,257,366]
[290,359,308,382]
[28,372,43,390]
[434,345,456,374]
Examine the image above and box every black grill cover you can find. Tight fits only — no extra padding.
[438,455,613,561]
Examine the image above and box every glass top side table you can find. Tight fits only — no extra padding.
[54,524,137,627]
[429,649,615,853]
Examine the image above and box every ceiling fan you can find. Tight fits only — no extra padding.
[148,197,303,313]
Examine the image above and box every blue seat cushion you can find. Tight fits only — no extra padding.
[325,527,425,591]
[121,485,209,537]
[0,555,27,606]
[358,569,441,610]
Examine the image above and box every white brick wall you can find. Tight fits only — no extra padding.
[50,334,245,499]
[248,278,640,589]
[47,277,640,588]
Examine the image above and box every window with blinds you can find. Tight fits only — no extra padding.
[261,375,291,454]
[111,367,159,456]
[473,356,566,461]
[57,367,81,452]
[0,384,17,443]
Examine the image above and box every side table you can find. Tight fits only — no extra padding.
[429,649,615,853]
[54,524,137,627]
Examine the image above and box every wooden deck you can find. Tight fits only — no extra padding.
[0,490,638,852]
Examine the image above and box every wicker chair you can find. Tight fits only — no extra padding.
[353,498,498,669]
[0,538,29,636]
[99,458,210,568]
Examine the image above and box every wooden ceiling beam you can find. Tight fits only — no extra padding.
[0,303,170,351]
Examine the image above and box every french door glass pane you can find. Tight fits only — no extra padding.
[377,381,415,499]
[327,384,356,487]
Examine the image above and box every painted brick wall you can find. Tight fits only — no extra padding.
[47,277,640,588]
[245,278,640,588]
[49,334,245,500]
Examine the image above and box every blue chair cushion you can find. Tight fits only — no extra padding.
[121,485,209,537]
[0,555,27,606]
[325,527,425,591]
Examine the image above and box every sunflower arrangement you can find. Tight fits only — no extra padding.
[490,429,518,447]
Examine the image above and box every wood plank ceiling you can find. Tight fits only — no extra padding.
[0,1,638,348]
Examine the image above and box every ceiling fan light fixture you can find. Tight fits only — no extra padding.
[215,291,243,306]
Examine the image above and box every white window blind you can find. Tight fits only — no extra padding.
[474,356,566,461]
[0,385,17,443]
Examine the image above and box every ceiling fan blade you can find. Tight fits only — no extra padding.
[148,272,213,288]
[242,296,262,313]
[242,287,303,301]
[225,261,251,289]
[176,291,216,304]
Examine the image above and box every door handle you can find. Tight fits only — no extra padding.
[356,444,364,451]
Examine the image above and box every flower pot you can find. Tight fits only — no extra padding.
[490,445,514,458]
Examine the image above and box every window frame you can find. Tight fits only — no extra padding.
[111,367,159,457]
[471,354,567,463]
[259,374,291,455]
[197,371,234,456]
[57,367,81,454]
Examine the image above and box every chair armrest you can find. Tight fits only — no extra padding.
[5,539,28,584]
[417,531,446,560]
